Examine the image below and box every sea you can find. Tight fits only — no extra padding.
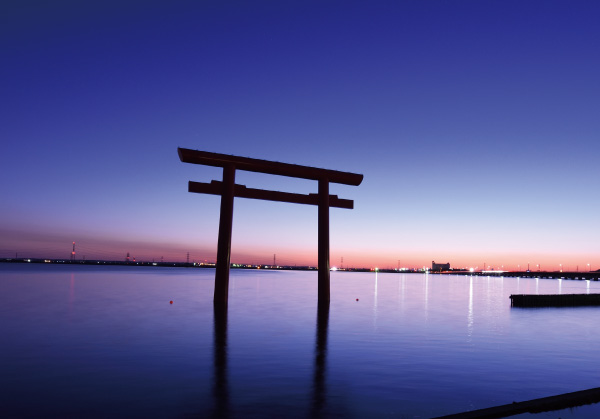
[2,263,600,418]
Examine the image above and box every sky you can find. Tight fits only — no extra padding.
[1,0,599,270]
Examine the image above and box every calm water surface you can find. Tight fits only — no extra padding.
[2,264,600,418]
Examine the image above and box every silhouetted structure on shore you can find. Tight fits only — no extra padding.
[178,148,363,306]
[432,260,450,271]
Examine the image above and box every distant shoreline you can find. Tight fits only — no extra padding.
[2,258,598,279]
[0,258,450,273]
[0,257,378,272]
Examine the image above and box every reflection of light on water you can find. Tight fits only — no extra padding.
[396,273,400,308]
[587,280,590,294]
[373,271,378,328]
[558,278,562,295]
[397,273,406,311]
[374,271,378,309]
[536,277,539,294]
[69,273,75,304]
[424,273,429,319]
[401,274,405,305]
[69,273,75,319]
[467,276,473,339]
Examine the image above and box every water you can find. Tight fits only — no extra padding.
[2,264,600,418]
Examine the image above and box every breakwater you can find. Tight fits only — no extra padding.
[453,271,600,281]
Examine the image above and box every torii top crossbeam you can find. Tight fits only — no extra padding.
[178,148,363,186]
[178,147,363,307]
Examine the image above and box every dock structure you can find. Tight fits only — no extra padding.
[178,148,363,306]
[510,293,600,307]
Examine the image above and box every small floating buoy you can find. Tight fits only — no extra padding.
[170,301,173,304]
[356,298,359,301]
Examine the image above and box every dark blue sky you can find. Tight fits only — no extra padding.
[1,0,599,269]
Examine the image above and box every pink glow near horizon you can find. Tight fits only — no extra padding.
[1,229,597,272]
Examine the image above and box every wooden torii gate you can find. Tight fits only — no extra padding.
[178,147,363,306]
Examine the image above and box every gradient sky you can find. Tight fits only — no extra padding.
[1,0,599,270]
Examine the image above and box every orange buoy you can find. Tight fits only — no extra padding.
[170,301,173,304]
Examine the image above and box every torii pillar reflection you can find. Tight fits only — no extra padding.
[178,148,363,306]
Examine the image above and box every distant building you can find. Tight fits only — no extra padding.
[432,261,450,271]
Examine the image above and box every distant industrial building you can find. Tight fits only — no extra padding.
[432,261,450,271]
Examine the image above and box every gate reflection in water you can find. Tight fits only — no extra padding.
[211,297,330,418]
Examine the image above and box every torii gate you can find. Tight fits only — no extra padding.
[178,148,363,306]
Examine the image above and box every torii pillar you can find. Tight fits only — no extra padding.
[317,178,330,303]
[214,164,235,304]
